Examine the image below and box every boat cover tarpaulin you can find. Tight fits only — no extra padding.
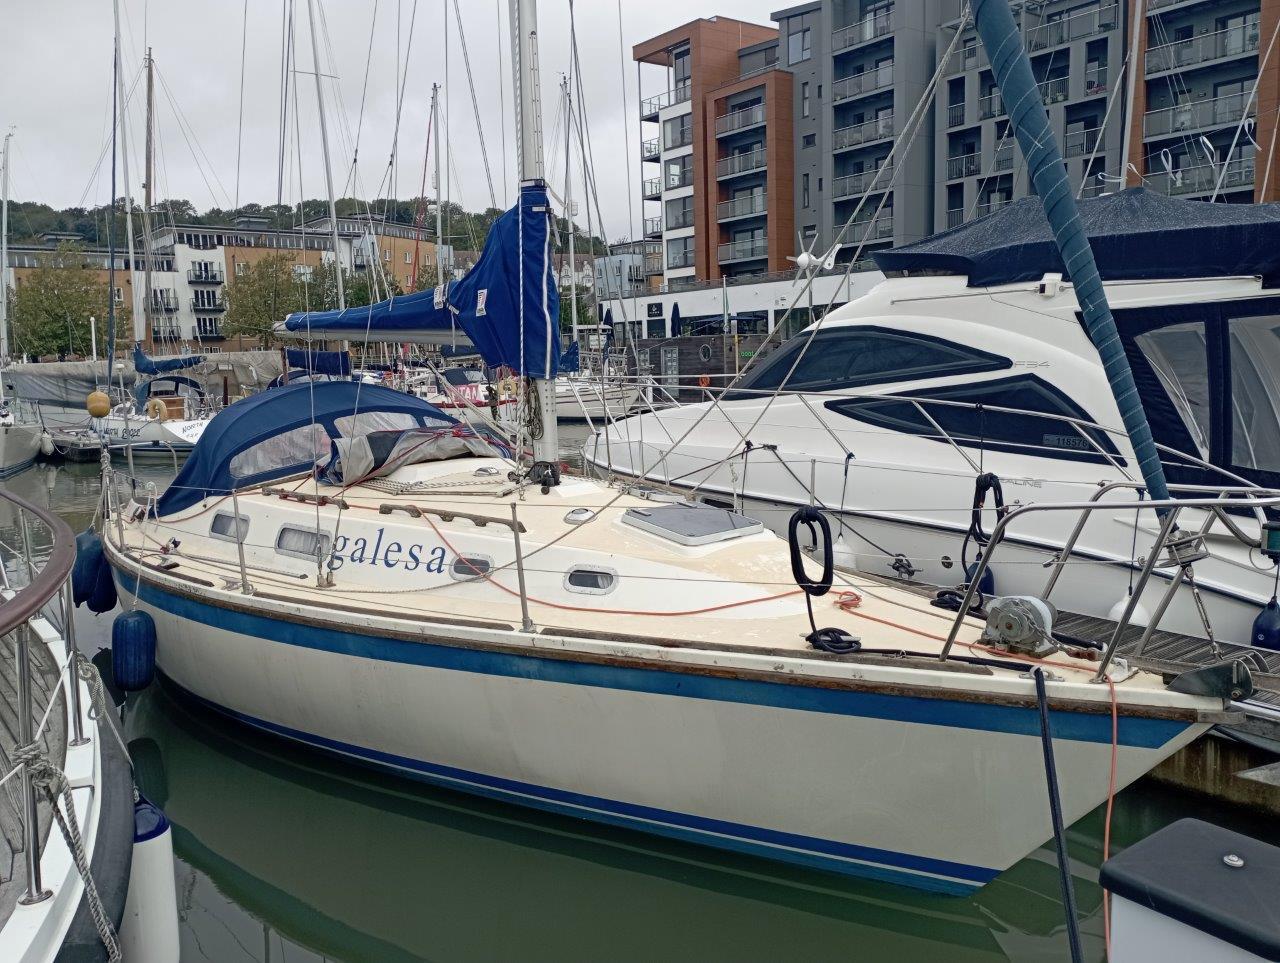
[7,352,283,406]
[447,184,561,379]
[156,381,454,516]
[322,424,513,485]
[872,188,1280,287]
[559,341,580,373]
[283,284,457,336]
[133,344,206,375]
[285,347,352,377]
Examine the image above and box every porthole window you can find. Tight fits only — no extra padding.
[699,344,713,362]
[210,511,249,543]
[275,526,332,561]
[564,566,617,595]
[449,555,494,581]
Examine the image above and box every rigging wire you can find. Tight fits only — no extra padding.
[450,0,498,209]
[234,0,249,210]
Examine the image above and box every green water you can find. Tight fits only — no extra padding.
[3,455,1271,962]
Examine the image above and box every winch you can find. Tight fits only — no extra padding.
[980,595,1058,657]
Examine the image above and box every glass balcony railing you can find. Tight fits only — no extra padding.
[641,138,660,161]
[717,192,767,221]
[833,113,895,151]
[947,152,980,179]
[642,177,662,198]
[640,84,691,118]
[715,104,766,136]
[643,216,663,237]
[832,63,894,104]
[1145,21,1261,75]
[832,163,894,199]
[1146,156,1255,196]
[718,238,769,263]
[716,148,767,179]
[832,7,894,54]
[1144,92,1255,138]
[1026,3,1119,52]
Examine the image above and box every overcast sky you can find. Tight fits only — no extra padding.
[2,0,779,243]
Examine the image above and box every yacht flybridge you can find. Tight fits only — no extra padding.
[588,190,1280,648]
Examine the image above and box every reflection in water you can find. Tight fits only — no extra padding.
[11,439,1272,962]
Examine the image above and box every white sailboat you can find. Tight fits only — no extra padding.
[99,0,1245,895]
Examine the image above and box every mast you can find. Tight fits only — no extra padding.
[563,77,578,348]
[112,0,144,346]
[306,0,345,310]
[510,0,558,464]
[1,131,10,399]
[433,84,447,288]
[107,42,119,377]
[142,47,155,347]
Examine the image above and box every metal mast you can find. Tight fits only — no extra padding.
[432,84,447,288]
[142,48,155,347]
[112,0,144,345]
[509,0,559,464]
[306,0,345,310]
[563,77,578,347]
[1,131,11,398]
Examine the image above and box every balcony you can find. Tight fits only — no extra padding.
[151,326,181,341]
[640,84,691,120]
[993,142,1015,171]
[643,215,663,238]
[667,248,695,269]
[1037,76,1069,105]
[975,197,1013,218]
[718,238,769,263]
[718,192,767,222]
[716,104,765,137]
[1144,92,1255,139]
[717,148,767,180]
[187,266,224,284]
[150,291,179,313]
[1026,3,1119,52]
[1146,156,1255,196]
[1084,65,1109,97]
[946,208,965,228]
[947,103,965,127]
[832,63,894,105]
[947,152,981,179]
[190,297,226,313]
[979,91,1004,119]
[832,7,893,54]
[833,113,895,152]
[1145,22,1260,75]
[848,216,894,243]
[952,42,984,75]
[832,163,894,200]
[1064,127,1102,158]
[643,253,663,275]
[1080,178,1108,198]
[642,177,662,200]
[641,137,660,161]
[196,320,225,340]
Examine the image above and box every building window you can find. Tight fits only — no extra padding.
[673,46,691,91]
[802,224,817,241]
[802,173,811,208]
[663,114,692,150]
[664,154,693,190]
[665,195,694,230]
[801,82,811,118]
[788,27,811,65]
[404,251,412,265]
[666,235,694,269]
[234,260,247,277]
[803,133,816,148]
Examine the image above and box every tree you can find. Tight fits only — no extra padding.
[8,243,122,359]
[559,284,593,333]
[222,253,306,348]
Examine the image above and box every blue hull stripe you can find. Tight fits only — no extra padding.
[167,675,995,894]
[131,578,1190,751]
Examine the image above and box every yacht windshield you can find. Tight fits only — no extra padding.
[1229,314,1280,472]
[1134,322,1211,460]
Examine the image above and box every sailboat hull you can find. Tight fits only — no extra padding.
[0,422,42,475]
[115,572,1204,895]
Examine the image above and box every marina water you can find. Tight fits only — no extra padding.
[1,432,1270,962]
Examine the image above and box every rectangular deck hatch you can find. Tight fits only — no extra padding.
[621,503,763,546]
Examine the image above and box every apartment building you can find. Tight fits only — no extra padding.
[635,17,795,291]
[1131,0,1279,202]
[593,240,656,301]
[936,0,1126,231]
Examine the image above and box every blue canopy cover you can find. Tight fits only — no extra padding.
[155,381,454,516]
[133,344,205,376]
[285,347,352,377]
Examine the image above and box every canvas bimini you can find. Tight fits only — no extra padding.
[588,190,1280,649]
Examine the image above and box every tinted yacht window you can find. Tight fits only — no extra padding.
[826,374,1123,464]
[1229,314,1280,472]
[1134,322,1211,460]
[725,326,1009,398]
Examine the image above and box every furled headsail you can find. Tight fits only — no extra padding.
[133,344,205,376]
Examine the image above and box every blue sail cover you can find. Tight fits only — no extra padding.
[285,347,352,377]
[447,184,560,379]
[559,341,580,373]
[133,344,205,375]
[873,188,1280,288]
[155,381,455,517]
[284,284,457,335]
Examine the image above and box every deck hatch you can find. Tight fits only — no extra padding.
[622,503,763,546]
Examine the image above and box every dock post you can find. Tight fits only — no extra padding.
[510,504,534,632]
[15,627,51,904]
[61,581,88,746]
